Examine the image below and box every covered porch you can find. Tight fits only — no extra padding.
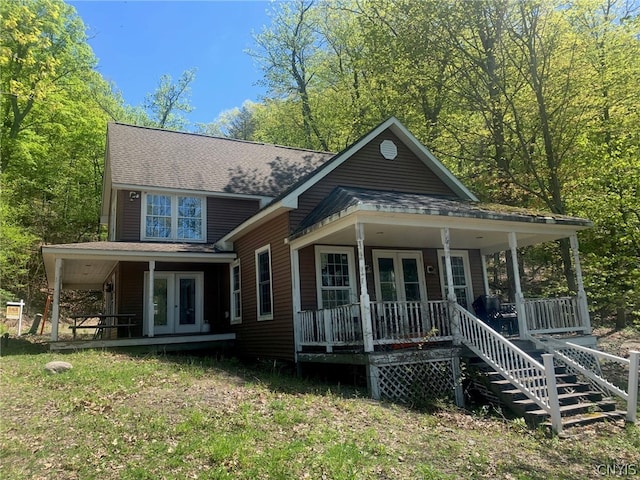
[41,242,237,349]
[288,188,593,356]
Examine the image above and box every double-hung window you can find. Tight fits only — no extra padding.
[143,193,205,241]
[315,246,356,309]
[255,245,273,320]
[230,260,242,324]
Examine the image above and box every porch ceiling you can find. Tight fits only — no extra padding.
[42,241,236,290]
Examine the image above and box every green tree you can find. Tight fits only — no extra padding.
[143,68,196,129]
[0,0,96,168]
[251,0,330,150]
[0,0,113,308]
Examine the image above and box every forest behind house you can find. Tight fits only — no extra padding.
[1,0,638,328]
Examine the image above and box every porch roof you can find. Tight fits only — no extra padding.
[42,241,235,290]
[289,187,592,253]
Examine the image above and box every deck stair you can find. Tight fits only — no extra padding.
[473,351,625,429]
[455,303,628,432]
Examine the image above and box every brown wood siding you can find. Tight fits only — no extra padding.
[117,262,146,335]
[291,130,457,230]
[116,190,141,241]
[468,249,487,300]
[207,197,261,243]
[423,249,443,300]
[299,245,318,310]
[233,213,294,361]
[116,190,142,242]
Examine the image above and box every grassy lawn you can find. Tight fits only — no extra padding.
[1,336,638,480]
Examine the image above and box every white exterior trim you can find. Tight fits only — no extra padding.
[314,245,357,308]
[219,117,480,247]
[255,244,274,321]
[141,192,207,243]
[371,249,428,302]
[114,183,273,204]
[230,260,242,324]
[437,248,474,308]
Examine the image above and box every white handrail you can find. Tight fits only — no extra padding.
[455,303,562,432]
[536,336,639,423]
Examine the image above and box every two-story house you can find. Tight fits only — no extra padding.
[42,118,638,432]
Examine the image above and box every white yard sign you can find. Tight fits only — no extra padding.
[6,300,25,336]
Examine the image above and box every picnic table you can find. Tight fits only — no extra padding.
[69,314,136,340]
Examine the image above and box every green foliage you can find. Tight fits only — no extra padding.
[143,68,196,129]
[250,0,640,322]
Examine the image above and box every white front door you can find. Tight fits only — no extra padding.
[372,251,428,302]
[145,272,203,334]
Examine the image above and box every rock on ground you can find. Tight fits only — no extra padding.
[45,361,73,374]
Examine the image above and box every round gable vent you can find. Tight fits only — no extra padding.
[380,139,398,160]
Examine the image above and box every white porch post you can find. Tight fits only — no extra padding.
[51,258,63,341]
[290,247,302,359]
[147,260,155,338]
[356,223,374,352]
[440,228,460,345]
[508,232,528,338]
[480,254,490,296]
[570,234,591,334]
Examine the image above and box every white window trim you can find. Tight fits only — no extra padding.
[141,191,207,242]
[255,244,273,321]
[437,249,474,307]
[230,260,242,324]
[372,250,428,302]
[314,246,357,308]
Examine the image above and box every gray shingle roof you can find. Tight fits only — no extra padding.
[107,123,334,196]
[293,187,592,236]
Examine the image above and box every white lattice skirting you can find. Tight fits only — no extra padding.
[372,358,457,405]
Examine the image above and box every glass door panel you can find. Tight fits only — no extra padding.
[175,274,202,333]
[178,278,196,325]
[377,257,398,301]
[152,275,173,335]
[440,253,473,309]
[401,258,421,301]
[374,252,427,303]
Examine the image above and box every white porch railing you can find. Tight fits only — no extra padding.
[371,301,451,345]
[297,300,451,352]
[524,296,586,335]
[536,336,639,423]
[297,303,362,352]
[455,303,563,433]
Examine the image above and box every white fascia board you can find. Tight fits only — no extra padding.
[387,122,478,201]
[280,118,401,205]
[353,206,587,234]
[281,117,478,205]
[42,247,236,264]
[288,204,587,248]
[288,214,359,250]
[100,141,112,219]
[217,200,294,247]
[112,183,273,204]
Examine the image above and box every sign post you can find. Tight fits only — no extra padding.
[6,300,25,336]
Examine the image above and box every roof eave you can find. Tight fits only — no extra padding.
[289,203,591,243]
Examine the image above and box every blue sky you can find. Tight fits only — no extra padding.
[70,1,274,127]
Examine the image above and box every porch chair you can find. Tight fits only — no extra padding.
[472,295,518,336]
